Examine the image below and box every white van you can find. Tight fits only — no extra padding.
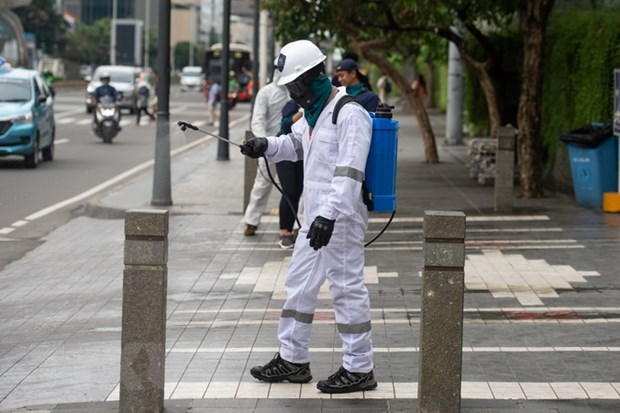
[180,66,203,91]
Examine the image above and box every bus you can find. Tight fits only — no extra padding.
[202,43,253,102]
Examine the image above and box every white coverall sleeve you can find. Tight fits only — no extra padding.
[250,88,269,137]
[319,106,372,221]
[263,118,305,163]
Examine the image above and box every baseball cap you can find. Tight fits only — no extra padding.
[335,59,358,72]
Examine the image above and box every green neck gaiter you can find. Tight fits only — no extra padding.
[346,82,364,97]
[304,74,333,128]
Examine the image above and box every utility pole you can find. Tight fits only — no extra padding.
[217,0,231,161]
[151,0,173,206]
[110,0,118,64]
[144,0,150,68]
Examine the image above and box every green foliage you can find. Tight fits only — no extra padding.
[173,42,205,70]
[14,0,68,55]
[542,8,620,161]
[62,19,111,66]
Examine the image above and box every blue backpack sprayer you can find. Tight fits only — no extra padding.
[177,101,399,246]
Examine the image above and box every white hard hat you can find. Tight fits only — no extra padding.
[276,40,326,86]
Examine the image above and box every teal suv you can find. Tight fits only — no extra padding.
[0,67,55,168]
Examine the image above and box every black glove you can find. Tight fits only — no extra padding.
[307,216,335,250]
[240,137,268,159]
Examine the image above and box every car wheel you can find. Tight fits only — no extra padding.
[24,136,40,168]
[42,127,55,161]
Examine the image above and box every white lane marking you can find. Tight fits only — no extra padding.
[77,119,92,125]
[367,215,551,223]
[106,381,620,401]
[367,227,564,234]
[10,220,28,227]
[21,114,250,222]
[222,245,586,252]
[167,318,620,327]
[164,346,620,354]
[170,307,620,314]
[56,117,76,124]
[262,215,551,224]
[170,105,189,114]
[54,108,86,119]
[55,138,70,145]
[0,227,16,235]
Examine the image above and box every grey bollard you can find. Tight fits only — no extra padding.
[243,130,258,213]
[418,211,466,413]
[494,126,516,212]
[120,209,169,413]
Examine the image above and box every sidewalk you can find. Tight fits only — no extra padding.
[1,105,619,412]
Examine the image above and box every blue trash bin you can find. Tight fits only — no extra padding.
[560,124,618,208]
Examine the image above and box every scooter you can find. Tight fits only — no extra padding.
[92,95,121,144]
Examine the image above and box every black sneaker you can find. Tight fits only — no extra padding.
[316,366,377,393]
[250,352,312,383]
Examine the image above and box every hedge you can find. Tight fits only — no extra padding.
[542,7,620,162]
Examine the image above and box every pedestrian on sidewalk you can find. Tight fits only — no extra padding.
[376,74,391,104]
[135,71,156,125]
[240,39,376,394]
[335,58,380,112]
[241,58,290,237]
[206,79,221,126]
[275,99,304,249]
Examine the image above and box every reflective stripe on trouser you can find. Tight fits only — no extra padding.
[277,217,373,373]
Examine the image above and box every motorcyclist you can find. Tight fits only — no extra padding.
[92,72,122,126]
[93,72,119,103]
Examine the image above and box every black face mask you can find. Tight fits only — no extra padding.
[286,74,315,109]
[284,64,324,110]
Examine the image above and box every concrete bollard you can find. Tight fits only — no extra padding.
[494,126,516,212]
[243,130,257,213]
[120,209,169,413]
[418,211,466,413]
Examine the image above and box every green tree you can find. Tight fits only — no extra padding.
[264,0,554,197]
[62,18,111,66]
[173,41,205,70]
[14,0,68,55]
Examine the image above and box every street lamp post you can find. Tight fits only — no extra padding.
[151,0,173,206]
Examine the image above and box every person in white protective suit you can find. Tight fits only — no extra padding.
[239,40,376,394]
[241,59,290,237]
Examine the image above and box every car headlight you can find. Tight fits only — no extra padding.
[12,112,33,123]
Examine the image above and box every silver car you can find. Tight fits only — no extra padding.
[86,65,137,114]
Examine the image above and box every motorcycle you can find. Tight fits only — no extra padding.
[92,95,121,143]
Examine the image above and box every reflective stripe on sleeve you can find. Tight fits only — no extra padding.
[333,166,364,183]
[287,133,304,160]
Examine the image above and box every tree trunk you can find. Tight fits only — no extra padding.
[464,58,502,139]
[425,61,435,108]
[517,0,555,198]
[353,40,439,163]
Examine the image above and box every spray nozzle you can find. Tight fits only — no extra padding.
[177,121,198,131]
[374,103,395,119]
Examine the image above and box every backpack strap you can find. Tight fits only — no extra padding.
[332,95,358,124]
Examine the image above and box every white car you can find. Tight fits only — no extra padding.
[86,65,137,114]
[180,66,203,91]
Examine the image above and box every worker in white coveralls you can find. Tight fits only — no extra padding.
[239,39,376,394]
[241,58,290,238]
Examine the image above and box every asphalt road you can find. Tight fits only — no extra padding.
[0,85,252,269]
